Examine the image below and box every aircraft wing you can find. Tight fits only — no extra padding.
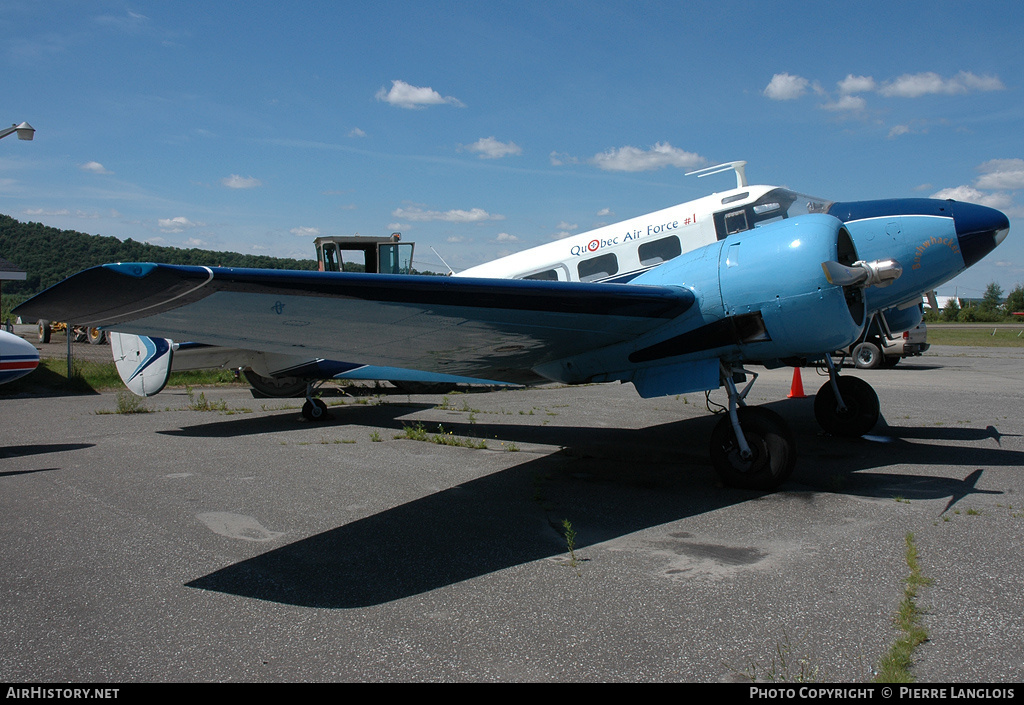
[16,264,694,385]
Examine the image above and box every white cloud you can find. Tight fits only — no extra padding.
[375,80,464,109]
[596,208,613,217]
[930,186,1012,210]
[392,206,504,222]
[549,151,578,166]
[348,127,366,138]
[464,136,522,159]
[975,159,1024,190]
[591,142,705,173]
[821,95,866,112]
[290,226,321,237]
[879,71,1004,97]
[495,232,518,242]
[221,174,262,189]
[888,124,912,139]
[837,74,876,95]
[80,161,112,174]
[158,216,201,233]
[557,221,578,231]
[764,73,811,100]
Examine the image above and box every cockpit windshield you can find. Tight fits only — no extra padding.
[713,188,834,240]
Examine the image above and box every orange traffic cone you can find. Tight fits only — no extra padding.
[787,367,806,398]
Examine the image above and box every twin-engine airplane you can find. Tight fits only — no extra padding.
[15,162,1009,490]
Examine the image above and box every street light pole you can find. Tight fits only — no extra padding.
[0,122,35,140]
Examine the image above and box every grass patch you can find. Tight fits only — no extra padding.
[927,325,1024,347]
[394,422,487,449]
[874,532,932,683]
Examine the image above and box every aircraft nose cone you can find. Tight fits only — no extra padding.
[955,201,1010,268]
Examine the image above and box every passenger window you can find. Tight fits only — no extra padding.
[638,236,682,266]
[577,253,618,282]
[523,269,559,281]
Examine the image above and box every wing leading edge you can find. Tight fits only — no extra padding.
[16,264,695,385]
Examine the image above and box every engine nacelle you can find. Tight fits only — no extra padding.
[628,214,867,366]
[716,214,865,359]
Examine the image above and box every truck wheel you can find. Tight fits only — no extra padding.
[37,320,51,343]
[852,341,882,369]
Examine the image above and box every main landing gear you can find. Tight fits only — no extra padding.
[707,355,881,491]
[812,353,879,438]
[709,365,796,491]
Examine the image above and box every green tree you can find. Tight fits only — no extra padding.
[942,297,961,322]
[980,282,1004,316]
[1005,285,1024,318]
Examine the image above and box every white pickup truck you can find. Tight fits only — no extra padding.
[843,319,929,369]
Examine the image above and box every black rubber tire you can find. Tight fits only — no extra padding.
[37,320,50,344]
[852,341,882,369]
[813,376,880,437]
[709,407,796,491]
[301,398,329,421]
[880,355,900,368]
[87,327,105,345]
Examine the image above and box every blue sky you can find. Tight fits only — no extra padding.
[1,1,1022,297]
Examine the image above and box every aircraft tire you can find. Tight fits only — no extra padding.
[709,407,795,491]
[86,327,105,345]
[813,376,879,437]
[301,398,329,421]
[37,320,50,344]
[244,369,308,398]
[852,341,882,369]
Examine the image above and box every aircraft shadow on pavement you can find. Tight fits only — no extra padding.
[184,398,1022,608]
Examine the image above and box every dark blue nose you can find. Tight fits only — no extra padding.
[953,201,1010,268]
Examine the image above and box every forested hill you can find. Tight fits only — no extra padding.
[0,214,318,296]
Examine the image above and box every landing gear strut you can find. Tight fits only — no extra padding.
[709,365,796,491]
[813,353,879,437]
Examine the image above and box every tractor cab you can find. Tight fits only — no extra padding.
[315,233,415,275]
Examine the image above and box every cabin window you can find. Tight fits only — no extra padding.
[320,243,340,272]
[523,268,559,281]
[723,210,748,235]
[577,253,618,282]
[638,236,682,266]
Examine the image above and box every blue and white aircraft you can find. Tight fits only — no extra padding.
[15,163,1009,490]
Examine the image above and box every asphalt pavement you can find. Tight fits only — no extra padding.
[1,346,1022,682]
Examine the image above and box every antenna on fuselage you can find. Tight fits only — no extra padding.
[430,246,456,276]
[686,161,748,189]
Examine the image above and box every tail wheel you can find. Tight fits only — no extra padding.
[814,376,879,437]
[710,407,796,491]
[301,398,329,421]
